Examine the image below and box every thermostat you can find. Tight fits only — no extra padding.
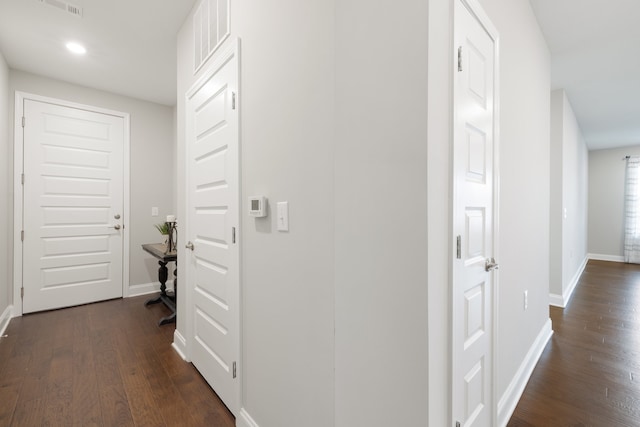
[248,196,267,217]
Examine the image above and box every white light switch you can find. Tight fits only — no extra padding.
[277,201,289,231]
[152,207,159,216]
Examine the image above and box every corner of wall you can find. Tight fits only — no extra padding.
[171,329,188,360]
[497,319,553,427]
[237,409,260,427]
[549,255,588,308]
[0,50,11,317]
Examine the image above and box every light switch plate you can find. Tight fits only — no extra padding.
[152,207,159,216]
[277,201,289,231]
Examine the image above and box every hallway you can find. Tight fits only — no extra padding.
[509,260,640,426]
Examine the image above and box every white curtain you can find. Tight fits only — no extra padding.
[624,156,640,263]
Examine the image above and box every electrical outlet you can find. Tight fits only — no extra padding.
[524,290,528,310]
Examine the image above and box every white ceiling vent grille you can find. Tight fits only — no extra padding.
[37,0,83,18]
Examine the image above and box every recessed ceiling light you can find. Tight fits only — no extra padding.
[66,42,86,55]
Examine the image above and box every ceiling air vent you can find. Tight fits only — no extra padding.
[37,0,83,18]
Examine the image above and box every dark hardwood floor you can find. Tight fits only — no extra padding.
[509,260,640,426]
[0,295,235,427]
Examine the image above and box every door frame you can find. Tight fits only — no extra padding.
[12,92,131,316]
[183,38,242,415]
[451,0,500,424]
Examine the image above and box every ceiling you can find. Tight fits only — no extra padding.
[529,0,640,151]
[0,0,198,106]
[0,0,635,149]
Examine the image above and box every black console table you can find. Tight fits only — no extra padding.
[142,243,177,326]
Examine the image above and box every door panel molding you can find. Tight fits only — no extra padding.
[452,0,500,426]
[184,38,241,416]
[13,92,130,316]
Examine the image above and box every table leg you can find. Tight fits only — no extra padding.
[158,262,178,325]
[145,259,169,306]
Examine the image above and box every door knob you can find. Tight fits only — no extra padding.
[185,241,194,251]
[114,214,121,219]
[485,257,499,272]
[109,224,121,230]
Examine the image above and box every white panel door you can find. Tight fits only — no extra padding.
[452,1,498,427]
[22,99,125,313]
[185,43,239,415]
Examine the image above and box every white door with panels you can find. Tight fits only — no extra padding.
[21,98,125,314]
[185,42,240,415]
[452,1,499,426]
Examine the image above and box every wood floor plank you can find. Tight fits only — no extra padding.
[91,330,135,427]
[9,397,46,427]
[133,336,201,427]
[15,337,53,404]
[509,260,640,426]
[119,362,167,427]
[0,295,235,427]
[72,337,103,427]
[0,382,21,427]
[43,343,74,426]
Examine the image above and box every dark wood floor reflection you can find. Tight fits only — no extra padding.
[0,295,235,427]
[509,260,640,426]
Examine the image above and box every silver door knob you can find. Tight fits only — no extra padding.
[485,257,499,272]
[185,241,194,251]
[110,224,121,230]
[114,214,121,219]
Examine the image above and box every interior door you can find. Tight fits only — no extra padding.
[452,1,498,426]
[22,99,125,313]
[185,42,240,415]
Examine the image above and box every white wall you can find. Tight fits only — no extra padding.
[176,0,552,426]
[177,2,336,427]
[429,0,552,424]
[548,90,588,306]
[0,50,10,326]
[8,70,175,297]
[588,146,640,259]
[549,91,563,298]
[334,0,429,425]
[561,93,588,293]
[479,0,552,414]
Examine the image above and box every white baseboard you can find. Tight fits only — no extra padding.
[237,408,260,427]
[127,282,174,298]
[588,253,624,263]
[497,318,553,427]
[172,329,188,361]
[548,293,564,307]
[0,305,13,337]
[11,303,22,318]
[549,255,588,308]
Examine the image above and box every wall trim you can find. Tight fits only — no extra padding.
[497,318,553,427]
[548,293,565,308]
[588,253,624,263]
[127,282,166,298]
[0,304,13,337]
[172,329,188,361]
[237,408,260,427]
[549,255,588,308]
